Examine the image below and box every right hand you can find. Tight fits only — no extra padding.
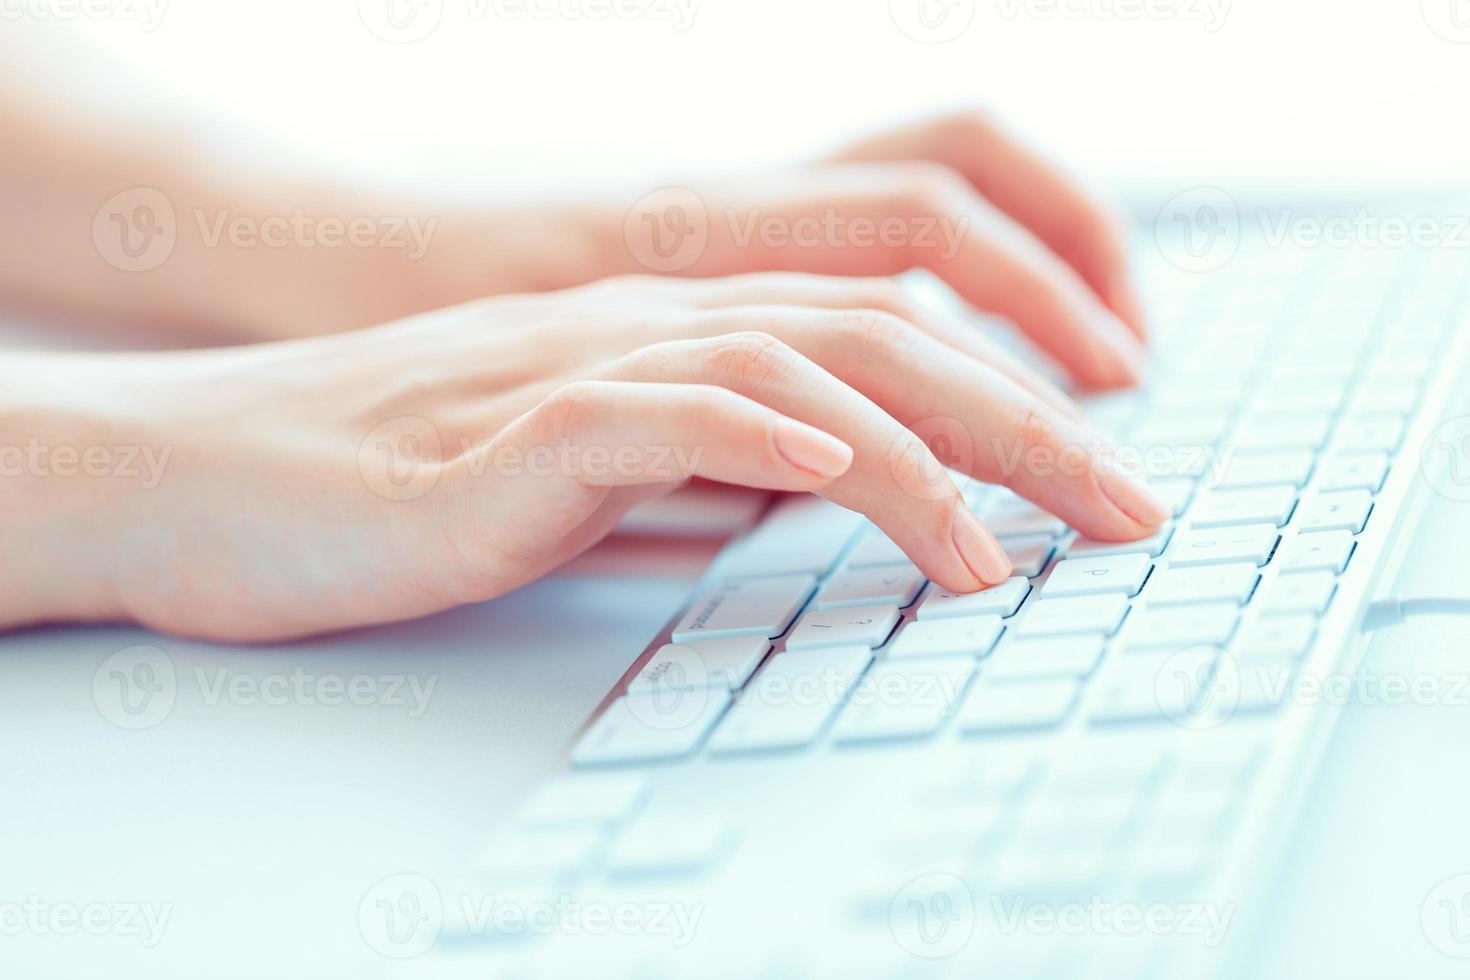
[26,272,1167,642]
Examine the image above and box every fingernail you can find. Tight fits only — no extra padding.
[1097,470,1170,527]
[950,505,1012,586]
[773,419,853,479]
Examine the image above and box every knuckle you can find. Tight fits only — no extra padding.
[697,330,794,392]
[534,380,601,443]
[838,309,922,358]
[852,276,913,317]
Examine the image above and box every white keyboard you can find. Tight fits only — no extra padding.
[445,236,1469,979]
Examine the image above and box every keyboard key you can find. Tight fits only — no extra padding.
[955,676,1080,733]
[1256,571,1336,616]
[1333,416,1406,453]
[833,656,976,743]
[917,577,1030,620]
[1041,553,1152,597]
[1232,412,1333,453]
[1190,485,1298,528]
[1297,490,1373,534]
[516,774,649,828]
[844,527,909,567]
[1169,524,1279,567]
[813,563,925,610]
[1144,563,1259,606]
[888,616,1004,659]
[1234,615,1317,664]
[998,534,1056,577]
[606,815,735,877]
[786,603,901,650]
[1276,531,1355,573]
[1315,452,1388,492]
[1091,647,1221,725]
[1150,478,1198,516]
[1350,382,1419,417]
[1121,602,1240,651]
[1211,451,1315,490]
[716,496,863,578]
[1066,524,1174,559]
[986,635,1105,679]
[627,637,771,694]
[707,646,872,753]
[671,574,815,642]
[1014,594,1130,637]
[572,689,731,767]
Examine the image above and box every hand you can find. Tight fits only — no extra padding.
[14,273,1167,642]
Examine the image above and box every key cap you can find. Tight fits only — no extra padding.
[1091,647,1221,726]
[1315,452,1388,492]
[1041,553,1152,597]
[1276,531,1355,573]
[627,636,771,694]
[1120,602,1240,651]
[998,534,1056,577]
[1350,382,1419,417]
[844,527,909,568]
[1144,563,1259,606]
[671,574,815,642]
[1257,571,1336,616]
[571,689,732,767]
[1066,524,1174,559]
[606,816,735,877]
[516,774,649,827]
[1210,451,1315,490]
[707,646,872,753]
[955,676,1080,733]
[1168,524,1278,568]
[1232,412,1333,452]
[1234,615,1317,664]
[917,577,1030,620]
[833,656,976,743]
[1332,416,1406,454]
[1150,478,1198,516]
[1297,491,1373,534]
[888,616,1004,659]
[1190,485,1298,528]
[786,603,900,650]
[985,500,1067,538]
[986,635,1104,679]
[1013,594,1130,637]
[716,497,863,578]
[813,563,925,610]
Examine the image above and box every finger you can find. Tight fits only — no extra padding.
[831,109,1148,339]
[600,333,1014,593]
[449,380,853,577]
[652,308,1168,541]
[672,271,1082,420]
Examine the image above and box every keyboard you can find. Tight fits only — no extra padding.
[439,233,1469,978]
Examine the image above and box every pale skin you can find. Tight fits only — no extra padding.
[1,94,1166,642]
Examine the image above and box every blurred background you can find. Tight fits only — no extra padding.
[8,0,1470,196]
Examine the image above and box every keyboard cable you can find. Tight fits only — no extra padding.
[1362,597,1470,633]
